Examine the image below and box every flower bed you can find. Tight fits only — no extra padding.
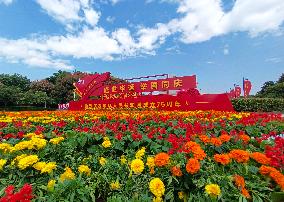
[0,110,283,201]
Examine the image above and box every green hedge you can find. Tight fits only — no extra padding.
[0,106,56,111]
[232,98,284,112]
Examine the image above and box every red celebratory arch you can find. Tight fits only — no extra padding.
[58,72,234,111]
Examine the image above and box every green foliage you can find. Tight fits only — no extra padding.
[0,73,30,91]
[232,98,284,112]
[0,85,22,106]
[256,73,284,98]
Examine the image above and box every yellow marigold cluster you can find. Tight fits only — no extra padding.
[11,154,27,166]
[24,133,44,139]
[14,137,47,151]
[47,179,56,191]
[149,178,165,198]
[59,167,75,182]
[99,157,107,166]
[205,184,221,197]
[33,161,57,173]
[78,165,91,176]
[147,156,155,174]
[131,159,144,174]
[110,181,121,190]
[0,143,13,153]
[102,137,112,148]
[135,147,146,159]
[0,159,7,170]
[120,155,127,165]
[49,137,65,145]
[18,155,39,170]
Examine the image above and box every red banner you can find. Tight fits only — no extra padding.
[69,93,234,111]
[243,79,252,97]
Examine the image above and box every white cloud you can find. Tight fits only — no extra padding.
[265,57,282,63]
[0,38,74,70]
[106,16,115,23]
[0,0,13,5]
[84,8,100,26]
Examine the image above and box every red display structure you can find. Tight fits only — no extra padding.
[61,72,234,111]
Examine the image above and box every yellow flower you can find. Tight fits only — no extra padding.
[146,156,155,168]
[11,154,27,166]
[31,137,47,149]
[205,184,221,197]
[33,162,56,173]
[178,191,184,199]
[152,197,163,202]
[102,137,111,148]
[110,181,121,190]
[13,138,47,151]
[0,159,7,170]
[120,155,127,165]
[49,137,64,145]
[78,165,91,176]
[149,178,165,198]
[0,143,13,153]
[99,157,107,166]
[18,155,39,170]
[59,167,75,182]
[135,147,146,159]
[131,159,144,174]
[47,179,56,191]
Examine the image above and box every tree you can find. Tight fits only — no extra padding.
[0,74,30,91]
[30,79,54,96]
[277,73,284,83]
[0,85,22,107]
[256,73,284,98]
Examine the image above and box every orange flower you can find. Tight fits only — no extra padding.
[241,188,251,198]
[199,135,210,144]
[229,149,250,163]
[183,141,200,153]
[250,152,270,165]
[239,134,250,144]
[259,165,273,175]
[233,175,250,198]
[259,165,284,190]
[219,134,231,143]
[210,138,222,147]
[154,153,170,167]
[270,170,284,190]
[171,166,183,177]
[193,148,206,161]
[214,154,230,165]
[186,158,200,174]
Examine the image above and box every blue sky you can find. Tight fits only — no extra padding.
[0,0,284,94]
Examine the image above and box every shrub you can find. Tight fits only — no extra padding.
[232,98,284,112]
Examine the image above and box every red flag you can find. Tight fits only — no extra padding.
[243,79,252,97]
[234,85,241,98]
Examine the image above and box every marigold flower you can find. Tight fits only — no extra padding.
[110,181,121,190]
[131,159,144,174]
[47,179,56,191]
[120,155,127,165]
[149,178,165,198]
[229,149,250,163]
[154,153,170,167]
[193,148,206,160]
[171,166,183,177]
[210,138,222,147]
[18,155,39,170]
[199,135,210,144]
[259,165,273,175]
[250,152,270,165]
[214,154,231,165]
[78,165,91,176]
[146,156,155,168]
[99,157,107,166]
[186,158,200,174]
[102,137,111,148]
[49,137,64,145]
[59,167,75,182]
[0,159,7,170]
[219,134,231,143]
[178,191,184,199]
[183,141,200,153]
[152,197,163,202]
[239,134,250,144]
[205,184,221,197]
[233,174,250,198]
[0,143,13,153]
[135,147,146,159]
